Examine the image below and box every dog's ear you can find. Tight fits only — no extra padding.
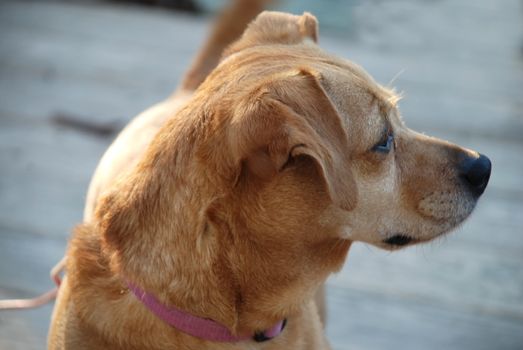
[224,11,318,57]
[229,69,357,211]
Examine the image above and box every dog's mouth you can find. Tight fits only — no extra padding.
[383,234,417,247]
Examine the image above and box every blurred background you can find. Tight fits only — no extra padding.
[0,0,522,349]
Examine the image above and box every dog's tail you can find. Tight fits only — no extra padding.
[177,0,273,93]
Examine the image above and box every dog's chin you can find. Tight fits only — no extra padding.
[380,225,458,250]
[379,207,477,250]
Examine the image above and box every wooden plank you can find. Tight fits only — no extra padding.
[326,286,523,350]
[0,231,65,350]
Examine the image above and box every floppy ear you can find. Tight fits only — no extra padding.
[224,11,318,57]
[229,69,357,211]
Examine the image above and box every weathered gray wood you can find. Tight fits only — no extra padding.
[326,285,523,350]
[0,0,521,349]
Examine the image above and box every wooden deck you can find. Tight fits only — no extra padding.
[1,0,522,349]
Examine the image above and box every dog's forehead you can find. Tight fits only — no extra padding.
[216,44,399,133]
[317,60,395,109]
[313,61,396,137]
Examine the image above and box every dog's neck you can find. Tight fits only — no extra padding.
[126,280,287,342]
[68,223,338,348]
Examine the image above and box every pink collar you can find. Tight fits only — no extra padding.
[127,282,286,343]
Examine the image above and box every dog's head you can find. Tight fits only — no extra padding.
[96,11,491,331]
[213,11,491,250]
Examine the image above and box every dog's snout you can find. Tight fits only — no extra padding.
[460,153,491,196]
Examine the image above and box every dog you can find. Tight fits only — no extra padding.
[48,6,491,350]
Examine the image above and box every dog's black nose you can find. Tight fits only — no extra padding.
[460,153,491,196]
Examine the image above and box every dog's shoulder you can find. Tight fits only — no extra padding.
[84,94,192,221]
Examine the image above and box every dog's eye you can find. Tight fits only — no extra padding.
[372,133,394,154]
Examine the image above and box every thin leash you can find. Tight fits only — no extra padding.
[0,257,66,310]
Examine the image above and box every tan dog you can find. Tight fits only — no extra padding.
[48,8,491,350]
